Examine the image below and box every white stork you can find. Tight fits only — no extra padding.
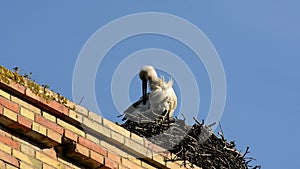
[121,65,177,122]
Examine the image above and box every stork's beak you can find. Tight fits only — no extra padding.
[142,79,147,105]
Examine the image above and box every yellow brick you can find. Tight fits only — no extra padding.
[32,122,47,136]
[0,142,11,154]
[3,108,17,121]
[192,165,202,169]
[88,111,102,123]
[82,117,111,138]
[124,138,150,158]
[86,134,100,144]
[69,110,83,123]
[127,156,142,166]
[57,158,71,168]
[43,163,55,169]
[111,131,125,144]
[19,161,35,169]
[70,164,82,169]
[11,96,40,114]
[57,119,85,137]
[130,132,144,145]
[20,144,35,156]
[152,153,165,166]
[57,158,81,169]
[100,141,128,158]
[42,111,56,123]
[20,107,34,121]
[166,161,183,169]
[55,163,65,169]
[36,152,61,167]
[6,164,18,169]
[13,149,42,168]
[103,118,130,138]
[0,89,10,99]
[74,105,88,116]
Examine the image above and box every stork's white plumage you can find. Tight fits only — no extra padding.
[122,66,177,122]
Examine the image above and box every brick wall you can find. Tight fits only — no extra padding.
[0,69,200,169]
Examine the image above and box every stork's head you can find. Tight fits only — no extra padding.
[139,65,158,82]
[139,65,158,105]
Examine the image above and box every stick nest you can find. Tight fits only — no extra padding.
[119,117,260,169]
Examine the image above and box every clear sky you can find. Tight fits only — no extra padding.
[1,1,300,169]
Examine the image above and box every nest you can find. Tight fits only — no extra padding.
[119,117,260,169]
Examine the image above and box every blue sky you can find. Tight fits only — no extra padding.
[1,1,300,168]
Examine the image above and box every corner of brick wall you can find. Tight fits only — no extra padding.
[0,72,201,169]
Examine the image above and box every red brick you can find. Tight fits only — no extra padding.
[17,115,32,129]
[35,115,63,134]
[10,123,30,132]
[0,134,20,150]
[64,129,78,142]
[43,148,57,159]
[10,118,31,133]
[0,150,19,167]
[78,137,106,156]
[65,100,75,111]
[47,129,62,144]
[105,157,118,169]
[11,81,26,94]
[144,139,166,153]
[41,99,69,116]
[0,97,20,113]
[107,151,121,163]
[25,88,40,102]
[90,151,104,164]
[7,80,26,95]
[75,144,89,157]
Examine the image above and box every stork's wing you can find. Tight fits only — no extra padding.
[120,87,177,122]
[148,87,177,118]
[121,94,150,121]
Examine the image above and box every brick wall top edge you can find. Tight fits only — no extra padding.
[0,66,197,169]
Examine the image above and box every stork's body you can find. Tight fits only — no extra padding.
[122,66,177,122]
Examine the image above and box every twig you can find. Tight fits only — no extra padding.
[207,122,217,128]
[242,147,250,158]
[78,96,84,105]
[193,117,203,126]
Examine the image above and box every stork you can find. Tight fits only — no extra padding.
[121,65,177,123]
